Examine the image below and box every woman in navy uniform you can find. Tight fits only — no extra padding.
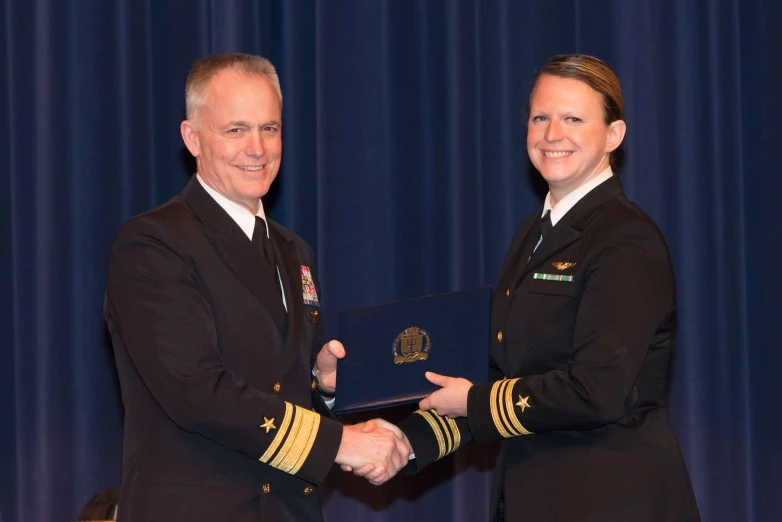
[364,54,701,522]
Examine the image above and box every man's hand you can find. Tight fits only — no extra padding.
[313,340,345,394]
[342,418,414,484]
[418,372,472,418]
[335,423,411,485]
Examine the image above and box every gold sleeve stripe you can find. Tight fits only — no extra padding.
[415,410,446,459]
[269,405,305,468]
[261,405,322,476]
[282,407,320,474]
[445,416,461,449]
[497,379,521,437]
[432,412,453,455]
[259,402,293,463]
[289,412,320,475]
[501,379,530,436]
[414,410,462,458]
[504,378,533,436]
[489,379,514,438]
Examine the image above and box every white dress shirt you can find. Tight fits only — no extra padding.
[196,174,286,310]
[543,167,614,226]
[196,175,335,407]
[533,167,613,254]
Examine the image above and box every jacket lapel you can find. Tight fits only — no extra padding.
[501,214,542,292]
[518,224,582,286]
[183,177,286,339]
[269,225,306,376]
[515,176,625,286]
[495,213,538,287]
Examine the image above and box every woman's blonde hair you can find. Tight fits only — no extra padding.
[528,54,624,169]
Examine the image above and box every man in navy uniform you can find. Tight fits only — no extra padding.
[105,53,409,522]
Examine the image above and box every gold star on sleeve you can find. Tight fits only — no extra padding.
[260,417,277,434]
[258,403,322,476]
[515,395,531,412]
[488,379,533,437]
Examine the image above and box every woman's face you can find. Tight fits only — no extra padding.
[527,74,624,200]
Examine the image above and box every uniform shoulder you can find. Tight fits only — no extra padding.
[268,220,315,262]
[269,220,310,245]
[114,194,199,242]
[600,194,669,245]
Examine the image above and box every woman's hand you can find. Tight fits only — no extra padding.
[418,372,472,418]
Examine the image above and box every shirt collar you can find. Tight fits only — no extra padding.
[196,173,268,240]
[542,167,613,226]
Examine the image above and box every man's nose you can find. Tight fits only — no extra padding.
[246,131,266,157]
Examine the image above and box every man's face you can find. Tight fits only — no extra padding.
[181,69,282,213]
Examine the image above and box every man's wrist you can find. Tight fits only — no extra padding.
[311,369,336,399]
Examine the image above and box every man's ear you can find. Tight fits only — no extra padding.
[605,119,626,153]
[181,120,201,157]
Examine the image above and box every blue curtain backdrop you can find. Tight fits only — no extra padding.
[1,0,780,520]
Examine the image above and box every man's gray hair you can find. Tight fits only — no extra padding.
[185,53,282,124]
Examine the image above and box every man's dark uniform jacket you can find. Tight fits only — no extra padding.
[105,177,341,521]
[399,177,701,521]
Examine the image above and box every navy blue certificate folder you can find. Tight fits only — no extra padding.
[333,286,492,415]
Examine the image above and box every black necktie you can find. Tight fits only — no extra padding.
[252,217,287,336]
[253,216,276,268]
[540,210,553,241]
[253,217,282,298]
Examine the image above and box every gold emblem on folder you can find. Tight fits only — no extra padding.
[552,262,576,271]
[393,327,432,364]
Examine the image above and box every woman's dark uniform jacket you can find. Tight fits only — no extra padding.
[399,177,701,521]
[104,177,341,521]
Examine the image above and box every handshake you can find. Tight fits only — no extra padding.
[316,341,413,486]
[317,340,471,485]
[334,419,412,486]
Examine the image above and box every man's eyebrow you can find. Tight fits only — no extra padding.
[220,120,281,128]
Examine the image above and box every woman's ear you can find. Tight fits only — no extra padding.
[605,119,627,153]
